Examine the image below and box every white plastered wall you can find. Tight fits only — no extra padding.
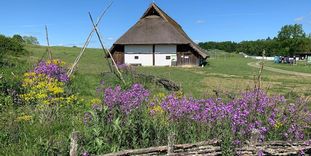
[124,45,153,66]
[155,45,177,66]
[124,45,177,66]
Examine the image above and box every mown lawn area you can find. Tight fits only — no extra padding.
[26,45,311,99]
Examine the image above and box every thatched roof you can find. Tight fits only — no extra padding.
[110,3,208,59]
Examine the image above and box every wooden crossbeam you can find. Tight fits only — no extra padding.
[88,12,125,84]
[67,1,113,77]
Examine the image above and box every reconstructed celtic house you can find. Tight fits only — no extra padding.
[110,3,208,66]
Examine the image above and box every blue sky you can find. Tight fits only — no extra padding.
[1,0,311,48]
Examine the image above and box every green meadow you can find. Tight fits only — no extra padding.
[26,45,311,99]
[265,60,311,74]
[1,45,310,155]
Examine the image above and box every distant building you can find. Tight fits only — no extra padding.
[110,3,208,67]
[296,52,311,60]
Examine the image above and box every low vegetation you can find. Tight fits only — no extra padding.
[0,38,311,155]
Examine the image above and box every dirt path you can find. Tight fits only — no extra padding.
[247,61,311,77]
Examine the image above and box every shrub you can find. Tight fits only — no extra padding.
[0,34,28,65]
[20,59,73,108]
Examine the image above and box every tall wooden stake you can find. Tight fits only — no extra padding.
[70,131,79,156]
[45,25,52,60]
[256,50,265,90]
[88,12,125,84]
[67,1,114,77]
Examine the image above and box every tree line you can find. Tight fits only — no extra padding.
[0,34,39,65]
[199,24,311,56]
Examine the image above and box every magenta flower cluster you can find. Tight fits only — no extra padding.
[94,81,310,144]
[227,90,285,143]
[103,83,149,114]
[160,95,227,122]
[160,89,310,143]
[34,60,69,82]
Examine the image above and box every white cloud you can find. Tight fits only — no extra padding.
[106,37,114,40]
[194,39,201,43]
[196,20,206,24]
[295,16,304,22]
[211,13,264,17]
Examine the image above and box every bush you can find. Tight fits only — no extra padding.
[0,34,28,65]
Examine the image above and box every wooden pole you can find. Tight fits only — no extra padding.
[256,50,265,90]
[45,25,52,60]
[67,1,114,77]
[167,133,175,155]
[70,131,79,156]
[88,12,126,84]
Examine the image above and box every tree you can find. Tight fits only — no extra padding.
[0,34,27,64]
[23,36,39,45]
[12,34,24,43]
[277,24,309,55]
[277,24,305,41]
[198,24,311,56]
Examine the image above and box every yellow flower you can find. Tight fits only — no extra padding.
[16,115,32,122]
[275,121,283,129]
[36,93,47,99]
[91,98,101,104]
[153,105,164,113]
[23,72,35,77]
[47,83,64,94]
[175,90,184,99]
[42,100,49,105]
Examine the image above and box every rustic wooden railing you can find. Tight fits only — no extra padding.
[70,133,311,156]
[100,140,311,156]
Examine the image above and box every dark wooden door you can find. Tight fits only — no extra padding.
[113,52,124,65]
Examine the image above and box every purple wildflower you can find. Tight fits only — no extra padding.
[33,60,69,82]
[82,152,89,156]
[103,83,149,114]
[83,112,93,125]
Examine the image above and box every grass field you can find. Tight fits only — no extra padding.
[25,45,311,99]
[265,61,311,74]
[1,45,309,154]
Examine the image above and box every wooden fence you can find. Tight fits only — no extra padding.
[69,132,311,156]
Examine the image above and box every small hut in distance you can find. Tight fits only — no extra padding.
[110,3,208,67]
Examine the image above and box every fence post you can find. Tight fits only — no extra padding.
[70,131,79,156]
[167,132,175,155]
[250,129,260,155]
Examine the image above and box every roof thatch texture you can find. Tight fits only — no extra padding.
[111,3,208,58]
[114,15,189,45]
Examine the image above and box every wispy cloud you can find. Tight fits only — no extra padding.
[5,24,53,29]
[20,24,45,28]
[210,13,264,17]
[194,39,201,43]
[106,37,114,41]
[195,20,206,24]
[294,16,304,22]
